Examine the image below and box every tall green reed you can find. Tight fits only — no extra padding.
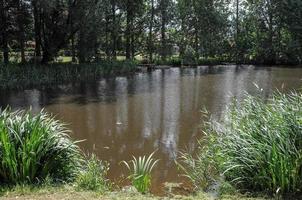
[178,91,302,195]
[0,108,82,184]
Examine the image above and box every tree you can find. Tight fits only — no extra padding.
[1,0,301,65]
[147,0,155,62]
[122,0,145,60]
[14,0,31,63]
[36,0,89,63]
[177,0,230,61]
[0,0,11,64]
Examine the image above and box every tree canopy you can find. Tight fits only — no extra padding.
[0,0,301,65]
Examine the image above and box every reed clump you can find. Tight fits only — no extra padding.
[0,108,82,185]
[178,91,302,196]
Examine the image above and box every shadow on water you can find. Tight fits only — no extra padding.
[0,65,301,195]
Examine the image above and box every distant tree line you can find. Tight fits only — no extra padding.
[0,0,301,65]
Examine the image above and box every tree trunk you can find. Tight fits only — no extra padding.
[20,36,25,63]
[71,34,76,62]
[41,49,52,64]
[235,0,239,64]
[1,0,9,64]
[18,0,26,63]
[148,0,154,63]
[111,0,117,60]
[105,12,110,60]
[125,3,131,60]
[33,0,41,61]
[179,19,185,59]
[3,35,9,65]
[194,30,199,61]
[131,33,135,59]
[268,2,274,64]
[160,1,167,62]
[78,30,86,63]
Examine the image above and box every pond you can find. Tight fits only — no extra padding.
[0,65,302,194]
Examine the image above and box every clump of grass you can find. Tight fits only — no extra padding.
[122,152,159,194]
[178,91,302,195]
[75,154,109,192]
[0,108,82,185]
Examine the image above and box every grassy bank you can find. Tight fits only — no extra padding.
[0,185,268,200]
[0,60,137,89]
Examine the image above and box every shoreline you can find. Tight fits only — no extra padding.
[0,63,301,91]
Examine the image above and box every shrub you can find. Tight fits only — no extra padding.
[178,91,302,195]
[122,152,159,194]
[0,108,82,184]
[75,154,109,192]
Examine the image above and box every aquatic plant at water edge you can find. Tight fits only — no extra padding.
[0,108,82,184]
[122,152,159,194]
[178,91,302,195]
[75,154,109,191]
[176,110,221,191]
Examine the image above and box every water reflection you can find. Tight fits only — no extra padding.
[0,65,301,194]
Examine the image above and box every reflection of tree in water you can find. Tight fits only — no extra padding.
[160,68,181,160]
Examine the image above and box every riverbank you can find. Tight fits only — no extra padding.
[0,185,268,200]
[0,61,137,90]
[1,60,301,90]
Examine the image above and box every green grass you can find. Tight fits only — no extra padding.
[0,60,137,89]
[56,56,72,63]
[0,184,269,200]
[75,154,110,192]
[122,152,159,194]
[178,91,302,196]
[0,108,82,185]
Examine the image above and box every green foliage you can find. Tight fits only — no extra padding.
[182,46,197,65]
[154,57,181,66]
[197,57,225,65]
[178,91,302,195]
[75,154,109,192]
[122,152,159,194]
[0,108,82,185]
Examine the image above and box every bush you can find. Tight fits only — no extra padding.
[178,91,302,195]
[75,154,109,192]
[0,108,82,184]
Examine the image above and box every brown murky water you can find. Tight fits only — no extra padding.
[0,65,302,194]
